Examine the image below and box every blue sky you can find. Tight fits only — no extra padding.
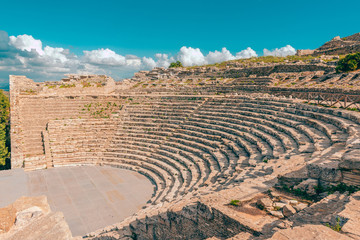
[0,0,359,90]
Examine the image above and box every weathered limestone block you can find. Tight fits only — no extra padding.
[14,206,43,228]
[4,212,72,240]
[273,202,286,209]
[269,191,282,202]
[269,224,353,240]
[126,202,251,240]
[337,191,360,239]
[296,49,315,56]
[269,210,284,218]
[282,204,296,218]
[294,179,318,196]
[293,203,308,212]
[339,149,360,170]
[277,167,308,187]
[0,195,51,234]
[307,162,342,183]
[289,192,350,226]
[256,197,273,211]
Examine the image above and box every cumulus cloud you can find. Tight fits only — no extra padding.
[0,30,296,90]
[263,45,296,57]
[176,46,258,67]
[83,48,126,66]
[236,47,258,59]
[205,47,235,64]
[141,56,156,69]
[154,53,175,68]
[177,47,206,66]
[9,34,44,55]
[125,54,141,65]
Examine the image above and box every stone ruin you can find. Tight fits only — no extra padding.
[4,49,360,239]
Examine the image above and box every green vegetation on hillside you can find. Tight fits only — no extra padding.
[229,199,241,206]
[169,61,183,68]
[82,102,119,118]
[186,55,319,69]
[336,53,360,73]
[0,90,10,169]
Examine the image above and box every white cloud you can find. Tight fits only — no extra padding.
[83,48,126,66]
[177,47,206,66]
[263,45,296,57]
[43,46,70,64]
[236,47,258,59]
[0,31,296,89]
[175,46,257,67]
[154,53,175,68]
[141,56,156,69]
[124,55,142,68]
[205,47,235,64]
[9,34,44,55]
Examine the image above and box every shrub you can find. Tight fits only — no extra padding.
[326,217,342,232]
[326,182,358,195]
[169,61,183,68]
[0,90,10,169]
[336,53,360,73]
[229,199,240,206]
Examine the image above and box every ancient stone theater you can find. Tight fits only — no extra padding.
[1,34,360,240]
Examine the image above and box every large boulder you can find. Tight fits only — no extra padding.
[270,210,284,219]
[294,179,318,196]
[293,203,308,212]
[4,212,73,240]
[339,149,360,170]
[283,204,296,218]
[0,196,73,240]
[278,167,309,187]
[15,206,43,228]
[307,162,342,183]
[0,196,50,234]
[256,197,273,211]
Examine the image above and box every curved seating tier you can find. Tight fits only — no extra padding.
[45,95,360,204]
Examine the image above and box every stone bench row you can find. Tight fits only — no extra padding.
[198,105,331,148]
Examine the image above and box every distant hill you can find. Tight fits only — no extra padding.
[297,32,360,56]
[343,32,360,42]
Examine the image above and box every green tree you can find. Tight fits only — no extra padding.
[347,59,358,71]
[169,61,183,68]
[336,53,360,73]
[0,90,10,169]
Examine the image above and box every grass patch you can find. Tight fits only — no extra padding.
[59,84,75,88]
[82,82,91,88]
[273,206,281,211]
[326,217,342,232]
[229,200,240,206]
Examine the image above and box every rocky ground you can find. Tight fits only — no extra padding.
[0,196,74,240]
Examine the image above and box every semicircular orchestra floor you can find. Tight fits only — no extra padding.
[0,166,154,236]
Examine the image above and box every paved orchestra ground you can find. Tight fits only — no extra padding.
[0,166,154,236]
